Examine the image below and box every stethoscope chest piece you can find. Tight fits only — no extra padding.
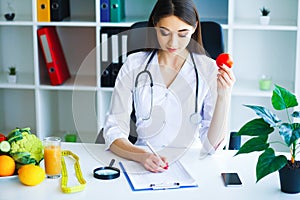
[190,112,202,125]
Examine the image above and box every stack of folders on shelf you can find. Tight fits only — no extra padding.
[101,27,129,87]
[37,0,70,22]
[100,0,125,22]
[37,27,70,86]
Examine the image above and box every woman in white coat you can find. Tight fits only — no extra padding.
[103,0,235,172]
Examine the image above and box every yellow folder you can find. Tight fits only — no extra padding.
[37,0,50,22]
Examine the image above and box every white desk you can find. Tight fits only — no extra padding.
[1,143,299,200]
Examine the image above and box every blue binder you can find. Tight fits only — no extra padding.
[100,0,110,22]
[110,0,125,22]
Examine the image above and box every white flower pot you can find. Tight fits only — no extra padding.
[260,16,270,25]
[8,75,17,83]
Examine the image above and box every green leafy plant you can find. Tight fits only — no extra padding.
[235,84,300,182]
[260,7,270,16]
[8,66,16,76]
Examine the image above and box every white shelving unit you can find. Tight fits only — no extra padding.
[229,0,299,130]
[0,0,299,147]
[228,0,300,151]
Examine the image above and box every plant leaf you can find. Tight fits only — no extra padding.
[279,123,294,146]
[292,124,300,144]
[244,105,280,127]
[256,148,287,182]
[236,118,274,136]
[272,85,298,110]
[279,123,300,147]
[235,136,269,156]
[292,111,300,118]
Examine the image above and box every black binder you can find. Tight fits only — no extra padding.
[100,27,128,87]
[50,0,70,21]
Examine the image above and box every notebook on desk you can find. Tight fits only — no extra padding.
[119,160,198,191]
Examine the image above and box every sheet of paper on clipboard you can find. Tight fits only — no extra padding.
[119,160,198,191]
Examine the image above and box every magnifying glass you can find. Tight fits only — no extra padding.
[93,159,120,180]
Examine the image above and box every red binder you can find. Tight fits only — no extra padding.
[37,27,70,85]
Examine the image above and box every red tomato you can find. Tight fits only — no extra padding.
[216,53,233,68]
[0,133,6,142]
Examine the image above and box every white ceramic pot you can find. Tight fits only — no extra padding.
[260,16,270,25]
[8,75,17,83]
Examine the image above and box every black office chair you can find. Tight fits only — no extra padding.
[95,119,138,144]
[96,21,225,144]
[200,21,224,59]
[228,132,241,150]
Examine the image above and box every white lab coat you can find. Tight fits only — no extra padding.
[103,51,218,157]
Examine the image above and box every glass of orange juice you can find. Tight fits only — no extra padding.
[43,137,62,179]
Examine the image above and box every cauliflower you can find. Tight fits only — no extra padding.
[8,127,43,166]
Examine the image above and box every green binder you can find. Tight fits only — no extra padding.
[110,0,125,22]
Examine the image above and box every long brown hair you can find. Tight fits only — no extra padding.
[146,0,204,54]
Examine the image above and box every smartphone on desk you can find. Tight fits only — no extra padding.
[221,173,242,187]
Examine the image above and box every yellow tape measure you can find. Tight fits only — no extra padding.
[61,150,86,193]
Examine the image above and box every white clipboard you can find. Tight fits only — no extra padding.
[119,160,198,191]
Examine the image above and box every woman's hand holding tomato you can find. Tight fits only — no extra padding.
[215,53,236,95]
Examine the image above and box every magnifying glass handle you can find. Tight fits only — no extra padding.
[109,159,115,167]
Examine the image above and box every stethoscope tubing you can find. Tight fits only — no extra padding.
[134,50,201,124]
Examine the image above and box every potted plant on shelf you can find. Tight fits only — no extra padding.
[8,66,17,83]
[235,84,300,194]
[260,6,271,25]
[4,1,15,21]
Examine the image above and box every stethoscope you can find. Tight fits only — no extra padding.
[134,50,201,125]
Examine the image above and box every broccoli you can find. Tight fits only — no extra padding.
[7,127,43,166]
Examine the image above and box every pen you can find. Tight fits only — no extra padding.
[145,141,168,170]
